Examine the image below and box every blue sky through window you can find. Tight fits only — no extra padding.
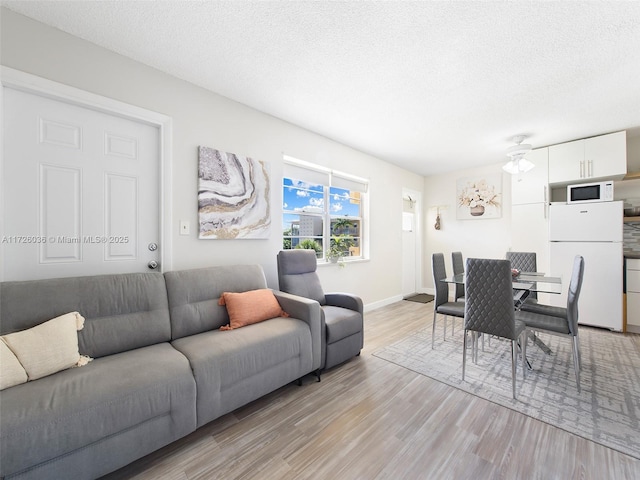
[282,178,360,231]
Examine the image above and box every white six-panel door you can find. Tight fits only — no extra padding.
[3,87,161,280]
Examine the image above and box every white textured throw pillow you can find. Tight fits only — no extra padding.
[1,311,88,381]
[0,339,28,390]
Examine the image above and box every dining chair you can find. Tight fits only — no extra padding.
[506,251,538,303]
[463,258,527,399]
[431,253,465,349]
[516,255,585,392]
[451,251,465,302]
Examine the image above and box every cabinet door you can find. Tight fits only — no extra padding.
[548,139,584,184]
[628,292,640,327]
[511,148,549,205]
[511,203,549,270]
[628,260,640,328]
[628,267,640,292]
[585,131,627,180]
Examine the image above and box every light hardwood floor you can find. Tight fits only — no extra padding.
[103,300,640,479]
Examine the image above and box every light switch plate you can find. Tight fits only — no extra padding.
[179,220,190,236]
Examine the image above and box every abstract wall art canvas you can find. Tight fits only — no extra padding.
[456,175,502,220]
[198,146,271,239]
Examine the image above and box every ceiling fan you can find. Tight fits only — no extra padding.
[503,135,534,174]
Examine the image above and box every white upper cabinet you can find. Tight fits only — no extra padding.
[511,147,549,205]
[548,131,627,185]
[548,139,583,184]
[585,131,627,179]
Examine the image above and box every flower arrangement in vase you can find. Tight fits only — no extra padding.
[458,179,501,217]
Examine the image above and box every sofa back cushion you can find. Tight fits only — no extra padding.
[0,273,171,358]
[165,265,268,339]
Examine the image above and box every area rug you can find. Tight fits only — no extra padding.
[403,293,434,304]
[373,322,640,460]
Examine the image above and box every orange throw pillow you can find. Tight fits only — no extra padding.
[218,289,289,330]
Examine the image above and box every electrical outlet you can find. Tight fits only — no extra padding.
[179,220,190,236]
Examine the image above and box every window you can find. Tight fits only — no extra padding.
[282,156,368,262]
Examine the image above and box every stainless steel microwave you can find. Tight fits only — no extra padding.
[567,181,614,204]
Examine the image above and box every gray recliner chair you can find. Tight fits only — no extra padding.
[277,250,364,375]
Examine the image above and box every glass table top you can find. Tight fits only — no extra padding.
[443,272,562,295]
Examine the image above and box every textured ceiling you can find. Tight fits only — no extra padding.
[3,1,640,176]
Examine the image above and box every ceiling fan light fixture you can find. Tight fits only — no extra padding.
[505,142,532,158]
[503,135,535,174]
[502,156,535,174]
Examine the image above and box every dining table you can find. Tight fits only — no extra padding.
[441,271,563,357]
[443,271,562,295]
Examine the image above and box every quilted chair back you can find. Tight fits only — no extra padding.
[506,251,537,273]
[451,251,465,301]
[277,249,327,305]
[432,253,450,308]
[566,255,585,336]
[506,251,538,300]
[464,258,518,340]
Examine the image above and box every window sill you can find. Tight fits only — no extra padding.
[318,257,369,267]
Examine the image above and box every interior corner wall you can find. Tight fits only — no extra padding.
[423,164,513,293]
[627,134,640,173]
[0,8,424,307]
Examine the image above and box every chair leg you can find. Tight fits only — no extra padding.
[432,311,437,349]
[443,315,447,341]
[572,336,581,393]
[511,340,517,400]
[462,329,468,381]
[470,332,474,363]
[521,332,527,380]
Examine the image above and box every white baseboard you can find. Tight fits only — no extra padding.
[627,324,640,334]
[364,295,404,312]
[364,288,436,312]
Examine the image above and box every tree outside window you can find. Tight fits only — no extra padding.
[282,169,365,263]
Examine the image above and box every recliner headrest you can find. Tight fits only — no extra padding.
[277,249,318,275]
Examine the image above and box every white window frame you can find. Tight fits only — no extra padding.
[283,155,369,263]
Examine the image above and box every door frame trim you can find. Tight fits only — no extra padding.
[401,187,423,295]
[0,66,173,280]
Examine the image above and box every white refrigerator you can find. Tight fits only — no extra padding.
[549,201,623,331]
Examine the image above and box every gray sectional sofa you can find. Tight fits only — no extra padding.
[0,265,321,480]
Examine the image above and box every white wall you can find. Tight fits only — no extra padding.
[423,163,514,293]
[0,9,424,308]
[627,134,640,174]
[423,134,640,294]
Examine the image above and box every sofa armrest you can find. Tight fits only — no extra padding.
[325,293,363,314]
[272,290,322,371]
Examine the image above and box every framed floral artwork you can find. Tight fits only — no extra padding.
[456,175,502,220]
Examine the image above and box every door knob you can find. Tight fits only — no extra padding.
[148,243,158,251]
[148,260,159,270]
